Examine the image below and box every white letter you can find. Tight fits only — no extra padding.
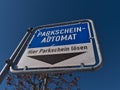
[41,38,46,43]
[55,36,60,41]
[61,35,68,41]
[72,34,77,40]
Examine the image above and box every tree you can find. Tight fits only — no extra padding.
[6,72,80,90]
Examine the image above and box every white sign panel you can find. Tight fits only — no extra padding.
[17,21,96,69]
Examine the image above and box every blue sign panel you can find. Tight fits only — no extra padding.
[28,23,90,48]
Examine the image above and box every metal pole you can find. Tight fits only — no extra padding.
[0,28,33,84]
[0,63,10,83]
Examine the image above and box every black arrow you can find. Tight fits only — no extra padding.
[28,52,86,65]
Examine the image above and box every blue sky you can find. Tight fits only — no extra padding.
[0,0,120,90]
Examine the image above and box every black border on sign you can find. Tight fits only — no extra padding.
[10,19,103,74]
